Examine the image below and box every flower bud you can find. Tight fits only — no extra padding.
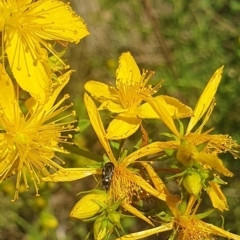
[182,170,202,196]
[40,212,58,230]
[94,214,114,240]
[70,191,108,219]
[108,211,121,224]
[94,215,108,240]
[199,169,210,180]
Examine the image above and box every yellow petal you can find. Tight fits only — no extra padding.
[116,52,141,88]
[207,181,229,212]
[137,96,193,119]
[199,220,240,239]
[121,202,154,226]
[123,141,177,167]
[29,0,89,42]
[99,101,126,113]
[85,81,118,103]
[142,95,180,137]
[161,95,193,118]
[42,168,100,182]
[137,104,157,119]
[0,64,20,123]
[5,32,50,103]
[117,223,173,240]
[186,66,224,134]
[195,152,233,177]
[84,93,117,164]
[106,113,141,140]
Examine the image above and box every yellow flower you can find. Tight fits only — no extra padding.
[85,52,192,140]
[118,202,240,240]
[0,0,89,103]
[153,67,237,175]
[150,66,239,211]
[0,64,76,201]
[83,92,179,225]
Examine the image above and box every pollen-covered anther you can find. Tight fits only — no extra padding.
[206,134,240,158]
[111,165,141,204]
[176,216,210,240]
[63,94,70,99]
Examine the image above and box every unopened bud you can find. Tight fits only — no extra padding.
[70,191,108,219]
[182,170,202,196]
[94,214,114,240]
[108,211,121,224]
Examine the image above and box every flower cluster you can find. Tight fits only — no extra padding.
[0,0,89,201]
[70,53,240,239]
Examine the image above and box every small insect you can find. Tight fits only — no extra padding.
[102,162,115,191]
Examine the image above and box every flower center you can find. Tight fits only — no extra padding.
[116,70,160,113]
[111,165,141,204]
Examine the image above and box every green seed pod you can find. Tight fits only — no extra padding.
[70,191,108,219]
[182,170,202,196]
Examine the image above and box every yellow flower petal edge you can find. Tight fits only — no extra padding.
[84,93,117,164]
[186,66,224,134]
[116,223,173,240]
[42,168,100,182]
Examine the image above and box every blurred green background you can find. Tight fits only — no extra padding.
[1,0,240,239]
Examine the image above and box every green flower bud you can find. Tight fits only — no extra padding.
[70,191,108,219]
[40,212,58,230]
[94,215,107,240]
[94,215,114,240]
[200,169,210,180]
[182,170,202,196]
[108,211,121,224]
